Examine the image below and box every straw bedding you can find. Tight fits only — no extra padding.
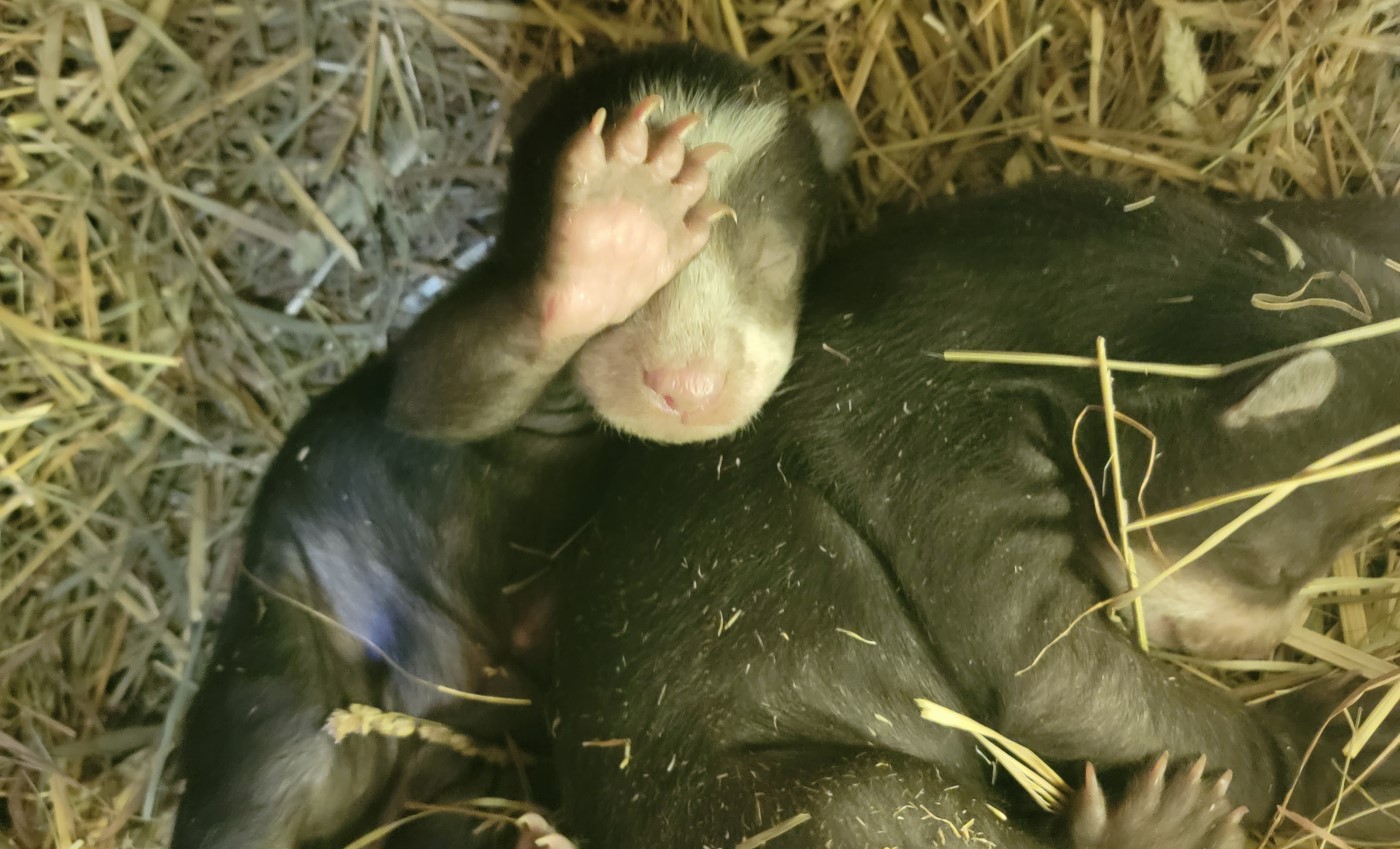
[0,1,1396,846]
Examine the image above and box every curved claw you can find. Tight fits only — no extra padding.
[1071,762,1109,847]
[1214,769,1234,798]
[1135,752,1170,809]
[690,199,738,226]
[607,95,662,162]
[1186,754,1208,784]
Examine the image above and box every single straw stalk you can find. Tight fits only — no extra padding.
[1095,336,1150,652]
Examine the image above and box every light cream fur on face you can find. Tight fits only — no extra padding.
[1104,549,1310,660]
[572,80,803,444]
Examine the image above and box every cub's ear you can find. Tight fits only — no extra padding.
[506,73,564,143]
[805,100,858,174]
[1222,349,1338,429]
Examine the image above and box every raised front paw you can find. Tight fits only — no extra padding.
[538,95,733,344]
[1071,756,1247,849]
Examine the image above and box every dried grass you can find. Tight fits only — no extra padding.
[0,1,1397,847]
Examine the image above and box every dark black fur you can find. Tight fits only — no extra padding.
[172,355,602,849]
[172,43,837,849]
[549,178,1400,848]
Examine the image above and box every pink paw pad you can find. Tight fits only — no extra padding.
[536,96,735,345]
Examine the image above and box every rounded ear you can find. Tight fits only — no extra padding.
[506,73,565,143]
[1221,349,1339,429]
[805,100,858,174]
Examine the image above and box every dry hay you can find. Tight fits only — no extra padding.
[0,1,1397,847]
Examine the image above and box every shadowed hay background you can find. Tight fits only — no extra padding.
[0,1,1397,847]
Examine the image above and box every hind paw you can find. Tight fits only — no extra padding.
[1070,755,1247,849]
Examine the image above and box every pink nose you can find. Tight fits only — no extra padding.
[643,362,727,415]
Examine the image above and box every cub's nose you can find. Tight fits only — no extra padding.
[643,362,727,415]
